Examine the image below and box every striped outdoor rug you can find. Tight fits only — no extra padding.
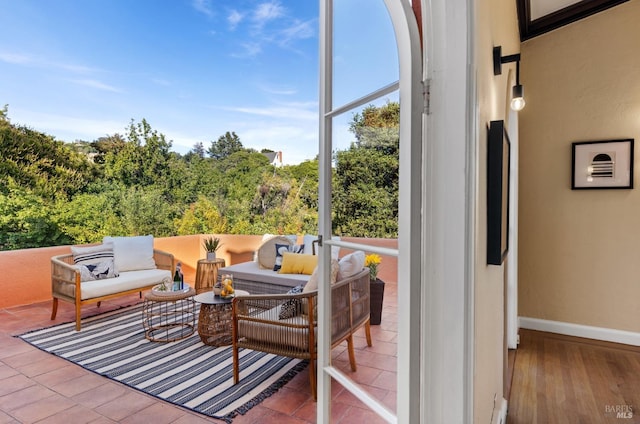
[18,304,306,423]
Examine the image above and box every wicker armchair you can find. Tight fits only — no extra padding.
[231,268,372,399]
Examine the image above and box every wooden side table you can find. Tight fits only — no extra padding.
[142,286,196,342]
[195,258,226,294]
[194,290,249,346]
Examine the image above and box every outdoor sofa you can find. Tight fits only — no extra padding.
[216,234,340,294]
[51,235,173,331]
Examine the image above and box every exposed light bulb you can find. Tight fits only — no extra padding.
[511,84,525,111]
[511,97,526,111]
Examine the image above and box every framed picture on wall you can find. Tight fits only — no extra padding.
[487,120,510,266]
[571,139,634,189]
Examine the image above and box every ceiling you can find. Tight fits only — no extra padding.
[516,0,629,40]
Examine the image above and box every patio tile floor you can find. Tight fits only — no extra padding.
[0,281,397,423]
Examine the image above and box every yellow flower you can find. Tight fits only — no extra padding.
[365,254,382,281]
[365,254,381,266]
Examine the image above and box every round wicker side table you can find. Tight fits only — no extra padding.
[194,290,249,347]
[142,286,196,342]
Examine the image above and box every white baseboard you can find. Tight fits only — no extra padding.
[494,398,508,424]
[519,317,640,346]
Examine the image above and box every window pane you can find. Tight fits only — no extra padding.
[332,0,399,109]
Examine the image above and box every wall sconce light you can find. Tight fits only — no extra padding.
[493,46,525,111]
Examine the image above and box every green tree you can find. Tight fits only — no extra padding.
[91,134,127,164]
[0,184,72,250]
[174,195,228,235]
[103,119,173,188]
[333,102,399,238]
[287,159,320,211]
[248,169,317,235]
[0,110,95,199]
[106,187,178,237]
[208,131,244,160]
[190,142,206,158]
[54,192,118,244]
[0,104,9,123]
[0,109,326,249]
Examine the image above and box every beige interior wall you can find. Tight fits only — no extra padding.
[519,0,640,332]
[473,0,521,422]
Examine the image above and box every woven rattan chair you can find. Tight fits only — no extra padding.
[231,268,372,399]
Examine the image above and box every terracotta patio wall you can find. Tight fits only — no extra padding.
[0,235,397,310]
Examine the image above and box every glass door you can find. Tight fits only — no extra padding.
[317,1,423,422]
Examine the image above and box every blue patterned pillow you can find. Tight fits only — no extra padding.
[273,243,303,271]
[279,285,304,319]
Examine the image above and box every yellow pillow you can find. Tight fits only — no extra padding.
[278,252,318,275]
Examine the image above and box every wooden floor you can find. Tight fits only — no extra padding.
[508,329,640,424]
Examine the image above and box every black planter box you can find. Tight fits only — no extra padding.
[369,278,385,325]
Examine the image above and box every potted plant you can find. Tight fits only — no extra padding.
[365,253,384,325]
[203,236,222,261]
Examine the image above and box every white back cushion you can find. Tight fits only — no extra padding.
[103,235,156,272]
[337,250,365,281]
[303,234,341,258]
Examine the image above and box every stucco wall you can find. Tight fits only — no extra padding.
[474,0,521,422]
[519,0,640,332]
[0,234,397,310]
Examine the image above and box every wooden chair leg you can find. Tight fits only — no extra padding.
[309,359,317,400]
[365,320,372,347]
[75,305,82,331]
[233,346,240,384]
[51,298,58,320]
[347,335,357,372]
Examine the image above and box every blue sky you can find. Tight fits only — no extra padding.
[0,0,398,164]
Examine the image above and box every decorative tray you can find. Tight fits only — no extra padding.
[151,284,191,296]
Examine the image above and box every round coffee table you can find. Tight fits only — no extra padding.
[142,286,196,342]
[194,290,249,346]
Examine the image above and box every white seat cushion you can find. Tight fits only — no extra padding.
[80,269,171,300]
[219,261,310,288]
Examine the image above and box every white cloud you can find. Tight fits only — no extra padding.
[0,52,33,64]
[224,2,314,59]
[71,79,123,93]
[57,62,96,74]
[253,1,285,24]
[9,109,126,142]
[0,51,96,74]
[227,10,243,29]
[192,0,214,18]
[278,19,315,46]
[232,42,262,58]
[258,83,297,96]
[224,102,316,122]
[151,78,171,86]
